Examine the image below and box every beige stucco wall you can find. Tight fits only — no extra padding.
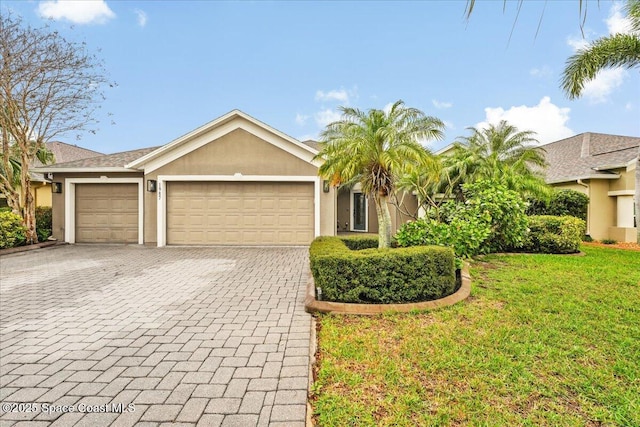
[609,167,635,192]
[144,128,334,244]
[49,172,144,242]
[552,169,639,242]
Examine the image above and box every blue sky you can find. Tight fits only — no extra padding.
[3,0,640,154]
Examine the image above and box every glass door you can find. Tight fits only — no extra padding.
[353,192,366,231]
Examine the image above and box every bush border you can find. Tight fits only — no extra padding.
[304,262,471,315]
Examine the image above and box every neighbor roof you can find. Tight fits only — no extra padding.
[33,147,159,173]
[31,141,104,181]
[542,132,640,184]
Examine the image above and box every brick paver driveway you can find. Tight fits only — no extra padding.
[0,245,312,427]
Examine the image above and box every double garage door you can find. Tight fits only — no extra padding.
[74,181,314,245]
[166,181,314,245]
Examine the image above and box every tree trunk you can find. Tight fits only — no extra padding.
[20,159,38,244]
[374,194,393,248]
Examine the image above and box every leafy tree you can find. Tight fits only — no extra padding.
[442,120,550,201]
[316,100,444,248]
[0,14,108,243]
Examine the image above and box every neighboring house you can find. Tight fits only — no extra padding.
[29,141,103,207]
[542,133,639,243]
[33,110,416,246]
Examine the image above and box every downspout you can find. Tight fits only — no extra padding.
[577,179,590,236]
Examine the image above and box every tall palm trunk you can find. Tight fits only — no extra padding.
[374,194,393,248]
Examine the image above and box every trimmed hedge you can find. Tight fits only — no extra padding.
[310,236,456,304]
[0,211,27,249]
[527,189,589,221]
[340,235,379,251]
[522,215,585,254]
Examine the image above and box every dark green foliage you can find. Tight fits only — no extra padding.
[340,235,379,251]
[35,206,52,241]
[527,189,589,221]
[396,180,528,257]
[309,237,456,304]
[463,181,529,252]
[0,211,26,249]
[395,216,491,259]
[601,238,618,245]
[522,215,585,254]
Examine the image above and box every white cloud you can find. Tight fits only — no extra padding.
[625,102,633,110]
[606,3,632,35]
[295,113,309,126]
[477,97,573,144]
[315,109,342,127]
[581,68,627,104]
[315,89,350,103]
[134,9,147,27]
[442,120,455,130]
[566,34,590,51]
[37,0,115,25]
[529,65,552,79]
[432,99,453,109]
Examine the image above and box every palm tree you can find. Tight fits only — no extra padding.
[443,121,550,200]
[316,100,444,248]
[561,0,640,99]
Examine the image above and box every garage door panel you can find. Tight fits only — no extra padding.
[75,183,138,244]
[167,181,314,245]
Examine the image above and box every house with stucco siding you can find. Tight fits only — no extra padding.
[33,110,416,246]
[541,132,639,242]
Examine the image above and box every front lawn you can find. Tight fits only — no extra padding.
[311,246,640,426]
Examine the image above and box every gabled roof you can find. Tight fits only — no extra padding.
[542,132,639,184]
[33,147,158,173]
[126,110,320,172]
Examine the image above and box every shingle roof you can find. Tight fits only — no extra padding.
[542,132,640,183]
[301,139,321,151]
[35,146,159,171]
[31,141,105,181]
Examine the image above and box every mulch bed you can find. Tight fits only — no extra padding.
[583,241,640,251]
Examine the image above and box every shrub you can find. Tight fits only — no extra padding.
[463,181,529,252]
[310,237,456,304]
[527,189,589,221]
[396,215,491,259]
[0,211,27,249]
[340,235,379,251]
[397,180,528,256]
[601,239,617,245]
[35,206,52,241]
[523,215,585,254]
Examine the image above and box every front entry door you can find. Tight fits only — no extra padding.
[353,192,367,231]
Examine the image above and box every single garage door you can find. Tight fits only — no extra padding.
[75,183,138,243]
[167,181,314,245]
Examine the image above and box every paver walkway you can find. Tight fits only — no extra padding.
[0,245,311,426]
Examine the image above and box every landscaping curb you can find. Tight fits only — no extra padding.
[304,262,471,315]
[0,240,64,256]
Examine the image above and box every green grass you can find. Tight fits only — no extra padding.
[311,246,640,426]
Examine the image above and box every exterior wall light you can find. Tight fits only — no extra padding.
[52,182,63,193]
[323,180,330,193]
[147,179,157,192]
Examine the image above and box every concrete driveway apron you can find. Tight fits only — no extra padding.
[0,245,312,427]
